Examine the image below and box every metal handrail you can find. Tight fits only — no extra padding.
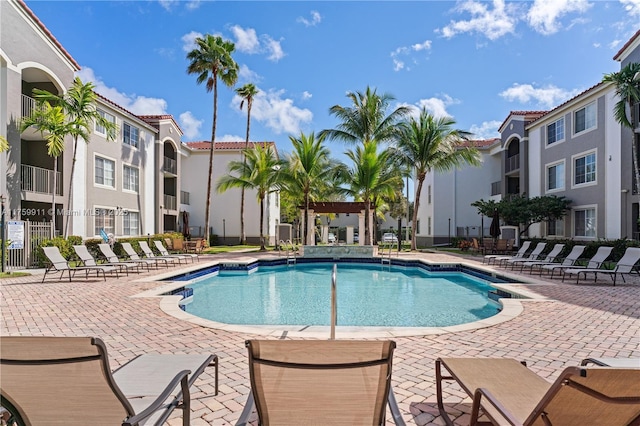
[330,263,337,340]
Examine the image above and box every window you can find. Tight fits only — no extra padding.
[123,165,139,192]
[547,118,564,145]
[546,162,565,192]
[574,102,596,134]
[547,218,565,237]
[95,109,115,136]
[428,185,431,204]
[123,211,139,236]
[123,123,139,148]
[574,208,596,238]
[427,217,431,235]
[94,208,115,236]
[95,156,115,187]
[574,152,596,186]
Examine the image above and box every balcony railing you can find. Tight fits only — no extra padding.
[180,190,190,205]
[163,156,177,174]
[21,94,36,118]
[21,164,62,195]
[164,194,177,211]
[505,154,520,173]
[490,181,501,196]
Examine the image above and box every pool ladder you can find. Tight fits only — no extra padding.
[279,239,297,265]
[330,263,337,340]
[380,242,393,266]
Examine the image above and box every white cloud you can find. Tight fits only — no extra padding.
[609,39,623,49]
[415,94,460,118]
[412,40,432,51]
[158,0,177,11]
[302,91,312,100]
[76,67,168,115]
[178,111,203,139]
[438,0,519,40]
[185,1,201,11]
[264,36,285,62]
[469,120,501,140]
[230,25,260,53]
[527,0,592,35]
[218,134,245,142]
[159,0,201,12]
[392,58,405,71]
[238,64,261,84]
[297,10,322,26]
[621,0,640,16]
[499,83,581,108]
[181,31,202,52]
[232,88,313,135]
[390,42,431,72]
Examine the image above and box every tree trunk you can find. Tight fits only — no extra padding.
[259,194,265,251]
[51,156,57,234]
[411,176,425,251]
[303,192,309,245]
[204,75,218,243]
[397,217,402,251]
[240,103,252,245]
[364,199,370,245]
[63,137,79,238]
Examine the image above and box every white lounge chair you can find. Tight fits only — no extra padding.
[98,243,154,271]
[518,243,565,273]
[138,241,181,266]
[563,246,640,286]
[484,241,531,265]
[73,244,140,275]
[121,242,169,268]
[41,246,118,282]
[504,242,546,269]
[540,245,586,277]
[153,240,196,263]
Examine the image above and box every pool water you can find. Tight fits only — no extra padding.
[182,263,501,327]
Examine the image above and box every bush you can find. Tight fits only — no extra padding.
[36,237,74,267]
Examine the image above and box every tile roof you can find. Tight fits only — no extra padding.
[459,138,501,148]
[185,141,276,151]
[498,111,547,133]
[613,29,640,61]
[94,92,158,132]
[17,0,80,70]
[138,115,184,135]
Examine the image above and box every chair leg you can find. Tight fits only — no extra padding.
[435,360,455,426]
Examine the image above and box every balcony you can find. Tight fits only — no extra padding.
[163,156,177,174]
[505,154,520,173]
[21,164,62,195]
[180,190,190,205]
[164,194,177,211]
[21,94,36,118]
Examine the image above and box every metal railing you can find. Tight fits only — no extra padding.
[21,94,36,118]
[180,190,190,205]
[163,156,177,174]
[330,263,337,340]
[505,154,520,173]
[21,164,62,195]
[163,194,176,211]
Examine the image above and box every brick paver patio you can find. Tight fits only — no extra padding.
[1,250,639,425]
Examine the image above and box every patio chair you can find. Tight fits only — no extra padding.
[138,241,181,266]
[0,336,217,426]
[41,246,118,283]
[540,245,586,277]
[435,357,640,426]
[121,242,169,268]
[562,246,640,286]
[547,245,613,280]
[483,241,530,265]
[235,339,406,426]
[98,243,155,271]
[154,240,197,263]
[518,243,565,273]
[73,244,140,275]
[581,357,640,367]
[503,242,546,269]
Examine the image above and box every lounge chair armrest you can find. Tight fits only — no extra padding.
[235,392,256,426]
[388,387,407,426]
[122,369,191,426]
[471,387,520,426]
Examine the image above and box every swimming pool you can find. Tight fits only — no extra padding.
[180,262,504,327]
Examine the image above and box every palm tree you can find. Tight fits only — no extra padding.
[236,83,259,244]
[603,63,640,197]
[187,34,239,242]
[20,101,68,232]
[216,144,284,251]
[31,77,117,237]
[392,108,480,250]
[282,132,334,245]
[319,86,410,146]
[0,136,8,152]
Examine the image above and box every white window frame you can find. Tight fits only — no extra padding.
[572,149,597,188]
[546,117,565,146]
[122,210,140,236]
[95,108,116,137]
[546,217,565,238]
[573,205,597,239]
[94,206,116,237]
[94,155,116,189]
[123,122,139,148]
[573,101,597,135]
[545,160,565,193]
[122,164,139,193]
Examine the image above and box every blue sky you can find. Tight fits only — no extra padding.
[27,0,640,161]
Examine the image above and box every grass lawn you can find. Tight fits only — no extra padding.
[0,271,31,278]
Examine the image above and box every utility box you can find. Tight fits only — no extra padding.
[278,224,293,243]
[500,226,519,247]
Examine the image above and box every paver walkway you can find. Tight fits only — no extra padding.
[1,249,639,425]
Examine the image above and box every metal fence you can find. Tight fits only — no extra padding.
[4,221,54,270]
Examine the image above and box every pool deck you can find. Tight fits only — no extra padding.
[2,249,639,425]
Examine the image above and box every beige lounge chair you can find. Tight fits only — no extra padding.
[98,243,155,271]
[0,336,218,426]
[436,357,640,426]
[540,245,586,277]
[235,339,406,426]
[563,246,640,286]
[518,243,565,273]
[503,242,546,269]
[41,246,118,282]
[484,241,530,265]
[73,244,140,275]
[121,242,168,268]
[154,240,197,263]
[137,241,180,266]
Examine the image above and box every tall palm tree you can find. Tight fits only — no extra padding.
[31,77,117,237]
[392,108,480,250]
[187,34,239,242]
[216,144,284,251]
[335,141,399,245]
[319,86,410,146]
[20,101,68,232]
[282,132,334,245]
[603,62,640,197]
[236,83,259,244]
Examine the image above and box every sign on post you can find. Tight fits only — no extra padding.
[7,221,24,249]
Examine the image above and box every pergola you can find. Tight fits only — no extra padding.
[299,202,374,246]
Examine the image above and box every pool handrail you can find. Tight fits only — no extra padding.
[330,263,337,340]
